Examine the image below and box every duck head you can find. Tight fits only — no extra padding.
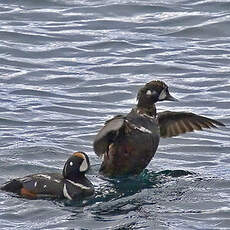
[62,152,90,180]
[137,80,177,107]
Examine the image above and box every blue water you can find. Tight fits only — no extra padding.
[0,0,230,229]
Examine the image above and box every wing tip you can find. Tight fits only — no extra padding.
[207,119,225,128]
[215,121,225,127]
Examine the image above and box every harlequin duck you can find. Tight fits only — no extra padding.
[1,152,94,200]
[93,80,225,177]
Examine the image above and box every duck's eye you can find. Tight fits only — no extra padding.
[146,90,152,95]
[69,161,73,166]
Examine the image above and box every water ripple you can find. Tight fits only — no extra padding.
[0,0,230,229]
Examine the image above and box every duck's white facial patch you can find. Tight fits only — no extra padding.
[146,90,152,96]
[159,89,167,100]
[80,155,88,172]
[69,161,73,166]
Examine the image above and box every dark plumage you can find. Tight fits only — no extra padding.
[93,80,225,177]
[1,152,94,200]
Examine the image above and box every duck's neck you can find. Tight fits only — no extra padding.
[136,102,157,117]
[65,173,84,182]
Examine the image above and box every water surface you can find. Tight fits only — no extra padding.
[0,0,230,229]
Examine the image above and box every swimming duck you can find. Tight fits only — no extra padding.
[93,80,225,177]
[1,152,94,200]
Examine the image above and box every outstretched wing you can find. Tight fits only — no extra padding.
[93,115,125,157]
[158,111,225,138]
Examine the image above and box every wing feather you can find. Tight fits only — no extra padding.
[93,115,125,156]
[158,111,224,138]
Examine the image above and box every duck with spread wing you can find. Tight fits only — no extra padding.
[93,80,225,177]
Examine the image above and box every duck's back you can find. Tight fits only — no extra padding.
[1,173,65,199]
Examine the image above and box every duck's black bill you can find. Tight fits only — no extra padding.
[165,93,178,101]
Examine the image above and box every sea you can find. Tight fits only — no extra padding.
[0,0,229,229]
